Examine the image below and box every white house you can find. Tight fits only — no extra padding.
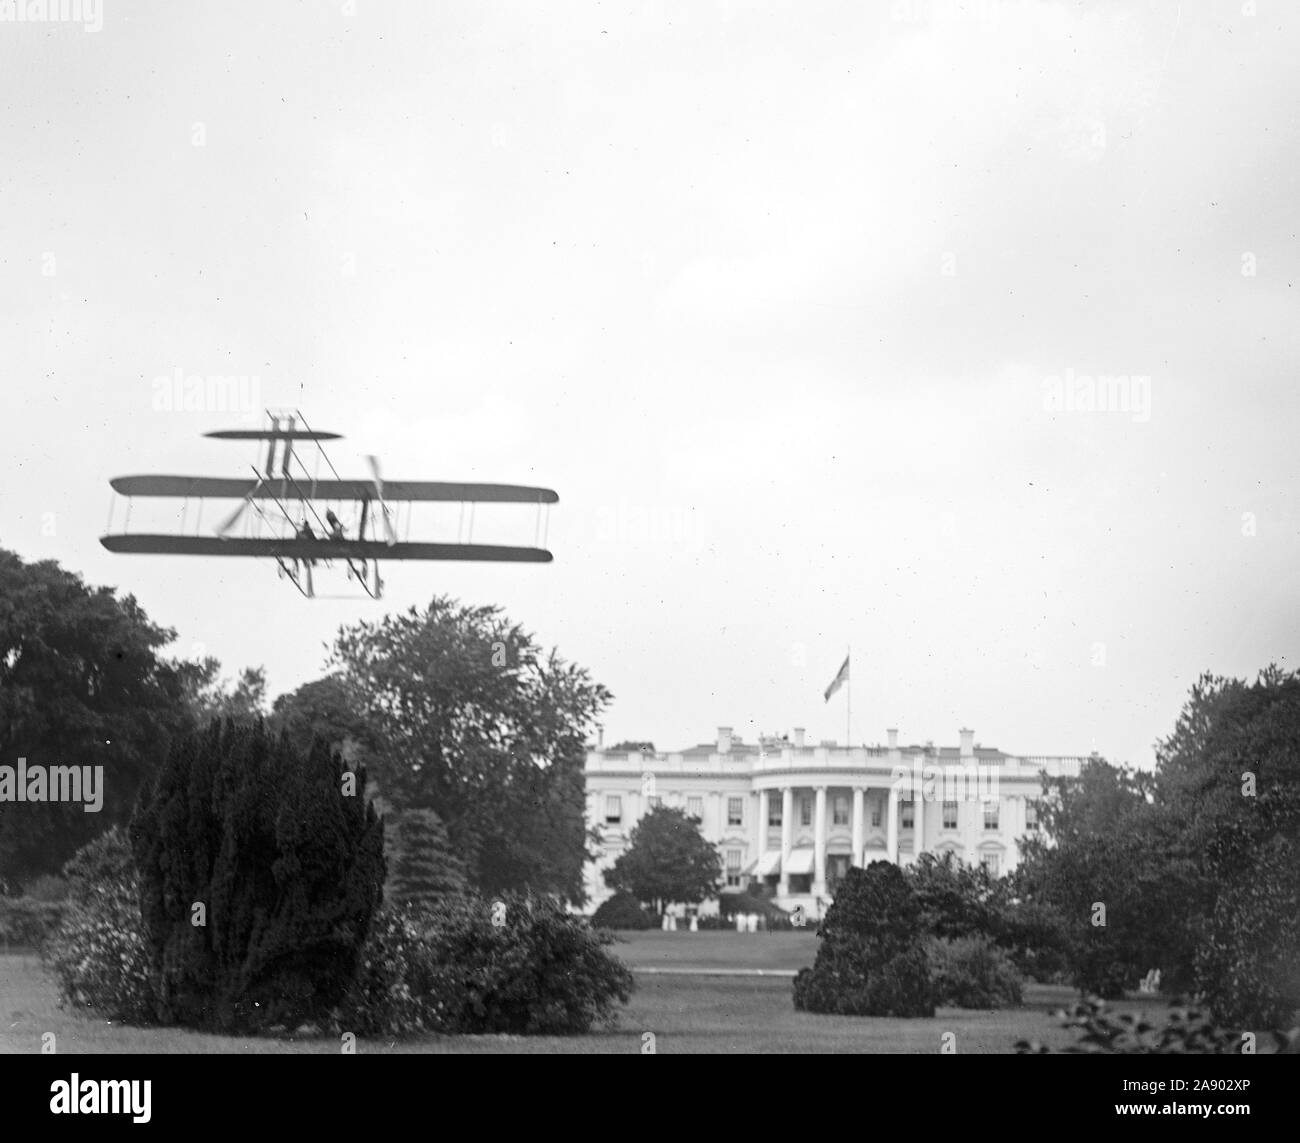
[583,726,1090,920]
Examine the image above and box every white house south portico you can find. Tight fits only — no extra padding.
[584,726,1088,920]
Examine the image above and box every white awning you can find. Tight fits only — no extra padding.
[785,847,815,876]
[756,850,782,877]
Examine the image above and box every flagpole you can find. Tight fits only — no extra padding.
[846,644,851,746]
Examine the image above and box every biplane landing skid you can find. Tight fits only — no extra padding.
[275,556,317,599]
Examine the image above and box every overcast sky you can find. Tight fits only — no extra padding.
[2,0,1297,765]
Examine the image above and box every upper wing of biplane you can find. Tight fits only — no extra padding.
[204,429,343,441]
[100,534,552,562]
[108,476,559,504]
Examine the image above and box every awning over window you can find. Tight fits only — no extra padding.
[755,850,782,877]
[784,847,815,876]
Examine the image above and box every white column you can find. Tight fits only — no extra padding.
[756,789,769,856]
[886,785,899,864]
[778,786,793,894]
[813,785,827,895]
[851,786,865,866]
[914,787,925,858]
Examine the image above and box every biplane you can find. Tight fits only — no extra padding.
[100,410,557,599]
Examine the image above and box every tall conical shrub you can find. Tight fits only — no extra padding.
[130,720,385,1032]
[386,807,466,910]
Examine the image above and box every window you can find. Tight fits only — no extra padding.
[983,802,999,831]
[901,798,913,829]
[648,795,662,810]
[800,797,812,827]
[727,797,744,827]
[605,795,622,825]
[687,795,703,820]
[768,800,782,827]
[726,849,742,887]
[942,801,958,830]
[870,800,881,828]
[1025,800,1039,830]
[832,795,849,827]
[980,852,1000,878]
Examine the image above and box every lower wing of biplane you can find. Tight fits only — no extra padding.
[100,535,552,562]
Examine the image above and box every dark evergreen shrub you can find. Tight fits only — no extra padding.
[792,862,935,1017]
[590,891,656,930]
[130,720,386,1033]
[927,935,1023,1008]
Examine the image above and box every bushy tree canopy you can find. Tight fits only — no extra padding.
[0,548,191,880]
[603,805,721,915]
[906,851,1000,941]
[1014,666,1300,1023]
[175,658,267,726]
[330,597,609,902]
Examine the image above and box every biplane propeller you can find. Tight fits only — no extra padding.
[100,411,556,599]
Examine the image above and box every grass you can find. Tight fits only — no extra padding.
[0,933,1152,1054]
[609,929,819,972]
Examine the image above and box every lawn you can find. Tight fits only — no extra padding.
[609,929,819,973]
[0,936,1145,1054]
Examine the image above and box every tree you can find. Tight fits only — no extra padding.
[1013,759,1188,997]
[1014,665,1300,1018]
[270,673,374,763]
[130,720,385,1033]
[603,805,722,916]
[175,658,267,726]
[386,807,467,909]
[0,548,192,881]
[1154,667,1300,1024]
[906,850,999,941]
[330,597,610,902]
